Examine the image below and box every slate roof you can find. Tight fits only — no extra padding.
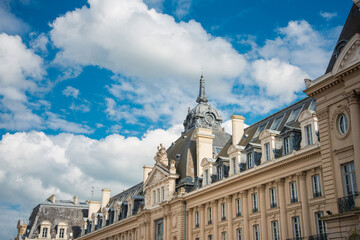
[326,4,360,73]
[39,199,88,208]
[106,182,143,208]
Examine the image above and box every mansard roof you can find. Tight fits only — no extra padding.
[107,182,143,208]
[326,4,360,73]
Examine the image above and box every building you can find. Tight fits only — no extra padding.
[17,2,360,240]
[15,194,88,240]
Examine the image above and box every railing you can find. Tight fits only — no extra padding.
[252,208,258,213]
[271,202,277,208]
[309,233,327,240]
[286,237,303,240]
[291,197,298,203]
[338,194,357,213]
[313,191,322,198]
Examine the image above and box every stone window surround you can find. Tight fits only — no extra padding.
[39,220,51,239]
[56,222,68,239]
[298,109,319,149]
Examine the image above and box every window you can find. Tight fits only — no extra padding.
[247,152,254,169]
[221,231,227,240]
[195,211,199,227]
[315,211,326,235]
[288,107,302,122]
[236,198,241,216]
[161,187,165,201]
[129,233,132,240]
[252,193,258,213]
[218,166,223,180]
[271,116,283,130]
[290,181,298,203]
[265,142,271,161]
[42,227,48,238]
[253,225,260,240]
[205,169,209,185]
[272,221,279,240]
[284,136,291,154]
[312,174,322,198]
[215,147,222,154]
[309,100,316,111]
[155,219,163,240]
[208,207,212,224]
[253,124,267,139]
[59,228,65,238]
[338,114,348,135]
[305,124,313,145]
[153,190,156,204]
[270,188,277,208]
[232,158,236,174]
[157,189,160,202]
[129,204,132,216]
[208,235,213,240]
[221,203,226,220]
[237,228,242,240]
[342,162,358,196]
[292,216,301,239]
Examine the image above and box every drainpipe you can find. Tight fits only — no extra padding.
[183,201,187,240]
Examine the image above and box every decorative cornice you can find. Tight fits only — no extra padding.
[306,77,344,97]
[345,88,360,105]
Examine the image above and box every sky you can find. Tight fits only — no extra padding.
[0,0,353,238]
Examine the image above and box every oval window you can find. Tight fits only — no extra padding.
[338,114,348,135]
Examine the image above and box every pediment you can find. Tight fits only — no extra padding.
[333,33,360,75]
[200,157,214,167]
[144,165,169,188]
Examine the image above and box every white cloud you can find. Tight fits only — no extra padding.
[0,4,29,35]
[62,86,80,98]
[0,126,182,238]
[320,11,337,21]
[45,112,93,134]
[143,0,165,11]
[30,32,49,54]
[174,0,192,19]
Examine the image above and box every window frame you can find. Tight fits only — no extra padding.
[252,193,258,213]
[342,162,358,196]
[208,207,212,224]
[284,136,291,155]
[253,224,260,240]
[290,181,298,203]
[265,142,271,161]
[42,227,48,238]
[247,152,254,169]
[237,228,243,240]
[305,124,313,145]
[221,203,226,220]
[312,174,322,198]
[221,231,227,240]
[292,216,301,238]
[195,211,199,227]
[271,115,283,130]
[236,198,241,216]
[232,158,237,174]
[272,220,279,240]
[205,169,209,185]
[338,114,349,135]
[270,187,277,208]
[315,211,326,235]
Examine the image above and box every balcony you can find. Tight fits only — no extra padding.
[252,208,258,213]
[309,234,327,240]
[313,191,322,198]
[270,202,277,208]
[338,194,358,213]
[291,197,298,204]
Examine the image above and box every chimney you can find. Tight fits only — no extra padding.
[101,188,111,209]
[87,200,101,218]
[73,196,78,205]
[47,194,56,203]
[143,165,153,183]
[231,115,245,146]
[194,128,215,177]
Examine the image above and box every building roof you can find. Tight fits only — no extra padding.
[326,4,360,73]
[38,199,88,208]
[107,182,143,208]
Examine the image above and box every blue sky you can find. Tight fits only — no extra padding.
[0,0,353,238]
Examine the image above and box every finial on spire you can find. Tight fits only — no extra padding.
[196,74,208,103]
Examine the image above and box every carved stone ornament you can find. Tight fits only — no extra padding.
[154,144,168,164]
[332,33,360,75]
[172,214,177,228]
[345,88,360,105]
[317,109,329,121]
[330,105,350,130]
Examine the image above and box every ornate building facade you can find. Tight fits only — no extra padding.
[16,2,360,240]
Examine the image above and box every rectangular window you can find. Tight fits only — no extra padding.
[129,233,132,240]
[205,169,209,185]
[59,228,65,238]
[157,189,160,202]
[221,203,226,220]
[208,235,213,240]
[237,228,242,240]
[232,158,236,174]
[288,107,302,122]
[247,152,254,169]
[271,116,283,130]
[236,198,241,216]
[290,181,298,203]
[312,174,322,198]
[208,207,212,224]
[315,211,326,235]
[253,123,267,139]
[161,187,165,201]
[129,204,132,216]
[155,219,163,240]
[284,136,291,154]
[253,225,260,240]
[272,221,279,240]
[42,228,48,238]
[222,232,227,240]
[265,142,271,161]
[342,162,358,196]
[218,166,223,180]
[270,187,277,208]
[305,124,313,145]
[252,193,258,213]
[292,216,301,238]
[195,211,199,227]
[153,190,156,204]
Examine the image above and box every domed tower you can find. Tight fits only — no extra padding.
[183,75,223,133]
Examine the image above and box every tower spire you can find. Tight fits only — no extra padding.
[196,74,208,103]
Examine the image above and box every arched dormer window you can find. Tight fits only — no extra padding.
[39,220,51,239]
[298,109,319,148]
[56,222,68,239]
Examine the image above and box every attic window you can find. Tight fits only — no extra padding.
[288,107,302,122]
[308,100,316,111]
[271,116,283,130]
[253,123,267,139]
[215,147,222,155]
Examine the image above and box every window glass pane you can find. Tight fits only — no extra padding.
[253,124,267,139]
[271,116,283,130]
[305,124,313,145]
[338,114,349,135]
[288,107,302,122]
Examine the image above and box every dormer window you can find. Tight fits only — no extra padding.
[305,125,313,145]
[271,116,283,130]
[265,143,271,161]
[42,227,48,238]
[288,107,302,122]
[253,123,267,139]
[204,169,209,185]
[283,137,291,155]
[217,166,223,180]
[247,152,254,169]
[153,190,156,204]
[232,158,237,174]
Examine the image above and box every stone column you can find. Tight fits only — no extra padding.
[299,171,311,237]
[277,178,288,239]
[241,190,249,240]
[200,204,205,240]
[226,195,233,239]
[167,213,171,239]
[188,209,193,240]
[164,215,168,240]
[213,200,219,240]
[259,184,267,238]
[150,219,154,240]
[346,89,360,202]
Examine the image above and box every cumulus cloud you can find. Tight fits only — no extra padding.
[0,3,29,35]
[320,11,337,21]
[30,32,49,54]
[174,0,192,19]
[0,126,181,239]
[62,86,80,98]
